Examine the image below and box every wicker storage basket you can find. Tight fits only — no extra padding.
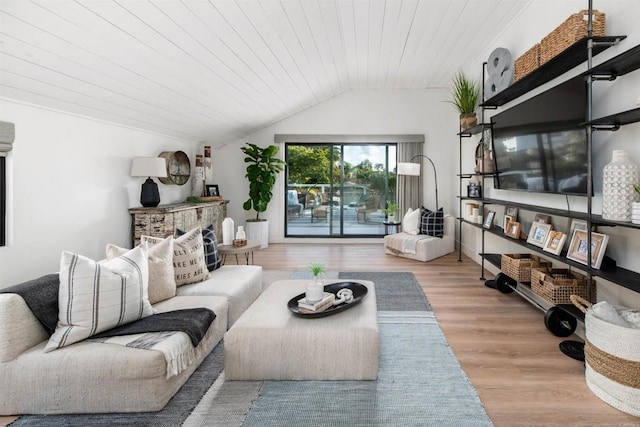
[500,254,552,283]
[514,43,540,81]
[540,9,606,64]
[531,267,594,304]
[572,295,640,417]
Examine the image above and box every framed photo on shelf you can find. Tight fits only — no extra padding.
[467,184,482,198]
[505,221,521,239]
[205,184,220,197]
[503,215,513,232]
[505,206,519,220]
[543,231,567,256]
[534,213,551,224]
[566,230,610,269]
[566,218,588,250]
[527,222,552,247]
[483,211,496,229]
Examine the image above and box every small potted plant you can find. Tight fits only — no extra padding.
[383,201,399,222]
[306,262,326,302]
[449,70,480,131]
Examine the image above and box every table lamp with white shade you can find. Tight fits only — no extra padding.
[130,157,167,207]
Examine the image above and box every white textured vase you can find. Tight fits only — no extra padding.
[632,202,640,225]
[602,150,639,222]
[222,217,234,245]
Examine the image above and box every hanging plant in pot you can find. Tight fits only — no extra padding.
[449,70,480,131]
[241,142,286,248]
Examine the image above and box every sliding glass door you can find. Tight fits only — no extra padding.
[285,143,396,237]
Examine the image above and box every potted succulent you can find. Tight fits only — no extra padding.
[241,142,286,248]
[306,262,326,302]
[383,201,400,222]
[449,70,480,131]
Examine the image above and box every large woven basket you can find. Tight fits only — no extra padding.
[572,295,640,416]
[514,44,540,81]
[531,267,594,304]
[501,253,552,283]
[540,9,605,64]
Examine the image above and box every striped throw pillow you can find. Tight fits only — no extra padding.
[45,244,154,352]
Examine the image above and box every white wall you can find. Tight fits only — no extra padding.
[460,0,640,308]
[0,99,201,288]
[213,89,458,243]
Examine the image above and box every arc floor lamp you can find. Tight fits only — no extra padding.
[397,155,439,210]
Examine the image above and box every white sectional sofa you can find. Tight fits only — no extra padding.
[383,214,455,262]
[0,264,262,415]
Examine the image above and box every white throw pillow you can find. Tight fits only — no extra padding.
[45,244,154,352]
[402,208,421,235]
[143,227,209,286]
[106,236,176,304]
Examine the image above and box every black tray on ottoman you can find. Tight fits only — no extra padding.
[287,281,368,318]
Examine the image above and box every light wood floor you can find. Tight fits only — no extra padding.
[254,243,638,427]
[3,243,638,426]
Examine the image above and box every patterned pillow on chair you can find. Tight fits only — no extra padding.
[420,207,444,238]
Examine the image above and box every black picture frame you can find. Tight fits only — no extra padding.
[467,184,482,198]
[206,184,220,197]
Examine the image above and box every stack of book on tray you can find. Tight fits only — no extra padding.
[298,292,335,314]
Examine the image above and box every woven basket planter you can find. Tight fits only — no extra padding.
[514,43,540,81]
[531,267,594,304]
[540,9,605,64]
[572,296,640,416]
[500,254,552,283]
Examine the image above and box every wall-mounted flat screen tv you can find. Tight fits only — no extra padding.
[491,77,588,195]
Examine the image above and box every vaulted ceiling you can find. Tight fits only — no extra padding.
[0,0,530,147]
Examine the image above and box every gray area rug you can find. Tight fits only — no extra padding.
[339,271,431,311]
[240,313,492,427]
[11,272,489,426]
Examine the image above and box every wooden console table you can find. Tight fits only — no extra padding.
[129,201,228,246]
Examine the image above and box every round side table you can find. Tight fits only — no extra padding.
[382,221,401,235]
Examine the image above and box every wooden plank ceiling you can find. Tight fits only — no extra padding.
[0,0,529,147]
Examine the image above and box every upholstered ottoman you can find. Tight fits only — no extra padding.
[224,279,379,380]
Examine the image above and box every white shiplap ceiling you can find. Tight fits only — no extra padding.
[0,0,530,147]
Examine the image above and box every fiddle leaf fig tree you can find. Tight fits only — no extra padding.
[241,143,286,221]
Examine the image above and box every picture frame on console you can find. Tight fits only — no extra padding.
[566,229,609,269]
[527,222,552,248]
[206,184,220,197]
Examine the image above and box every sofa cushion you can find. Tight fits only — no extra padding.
[177,224,223,272]
[402,208,421,235]
[144,227,209,287]
[106,237,176,304]
[176,265,262,327]
[420,207,444,238]
[45,245,154,352]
